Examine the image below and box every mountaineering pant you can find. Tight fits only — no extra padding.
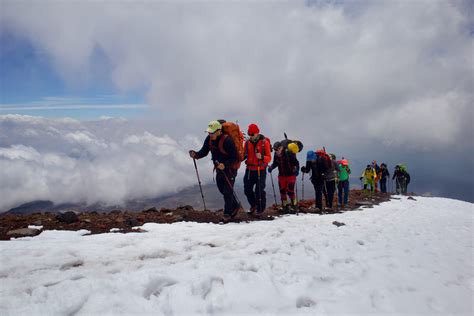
[216,168,240,216]
[364,179,375,191]
[395,177,407,195]
[278,175,296,202]
[338,180,349,206]
[244,168,267,213]
[312,179,324,210]
[380,178,387,193]
[323,180,336,208]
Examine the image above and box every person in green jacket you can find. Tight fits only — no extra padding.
[337,159,351,208]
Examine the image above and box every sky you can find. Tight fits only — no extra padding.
[0,196,472,314]
[0,0,473,209]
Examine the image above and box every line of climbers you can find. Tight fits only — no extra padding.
[189,120,411,221]
[360,161,410,194]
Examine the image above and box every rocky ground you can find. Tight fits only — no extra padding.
[0,190,397,240]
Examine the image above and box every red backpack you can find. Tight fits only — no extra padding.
[316,149,332,168]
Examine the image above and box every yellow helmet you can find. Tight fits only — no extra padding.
[288,142,299,154]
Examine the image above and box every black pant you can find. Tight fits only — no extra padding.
[244,168,267,213]
[323,180,336,208]
[216,168,239,215]
[312,179,324,210]
[380,178,387,193]
[395,177,407,195]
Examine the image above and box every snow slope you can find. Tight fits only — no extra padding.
[0,196,472,315]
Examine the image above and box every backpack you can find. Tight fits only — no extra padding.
[315,149,331,167]
[214,121,245,169]
[399,164,408,173]
[280,139,304,153]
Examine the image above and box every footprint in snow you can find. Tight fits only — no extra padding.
[143,277,178,299]
[192,276,224,299]
[296,296,316,308]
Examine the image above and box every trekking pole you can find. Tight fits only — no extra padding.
[270,171,277,206]
[193,158,207,210]
[257,166,262,213]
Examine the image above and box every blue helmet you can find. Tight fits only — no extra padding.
[306,150,316,161]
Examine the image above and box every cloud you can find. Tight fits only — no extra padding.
[0,115,207,211]
[1,0,472,149]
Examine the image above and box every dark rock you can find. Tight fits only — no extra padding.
[125,218,140,227]
[407,196,417,201]
[56,211,79,224]
[355,201,373,206]
[332,221,345,227]
[7,228,41,238]
[110,210,122,215]
[177,205,194,211]
[143,207,159,213]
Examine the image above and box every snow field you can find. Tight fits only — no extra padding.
[0,196,472,315]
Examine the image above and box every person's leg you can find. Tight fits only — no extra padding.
[326,180,336,208]
[314,180,324,210]
[255,171,267,213]
[287,175,297,210]
[343,180,349,206]
[243,169,256,211]
[337,181,343,206]
[228,169,240,211]
[323,183,329,207]
[219,169,238,216]
[401,178,407,195]
[380,179,386,193]
[278,176,288,206]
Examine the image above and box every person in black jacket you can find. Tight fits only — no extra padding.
[268,142,299,212]
[301,149,329,211]
[189,120,241,219]
[392,165,410,195]
[379,163,390,193]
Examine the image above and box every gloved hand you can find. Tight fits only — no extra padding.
[293,167,299,176]
[189,150,197,159]
[301,166,306,173]
[268,167,273,174]
[359,177,363,181]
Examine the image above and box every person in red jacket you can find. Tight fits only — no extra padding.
[244,123,272,215]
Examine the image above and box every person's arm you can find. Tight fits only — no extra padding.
[301,160,311,173]
[263,139,272,165]
[269,153,278,172]
[288,153,299,175]
[193,135,211,159]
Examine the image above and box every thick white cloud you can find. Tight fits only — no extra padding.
[1,0,472,149]
[0,115,207,211]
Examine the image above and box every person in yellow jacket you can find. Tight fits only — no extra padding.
[360,165,376,191]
